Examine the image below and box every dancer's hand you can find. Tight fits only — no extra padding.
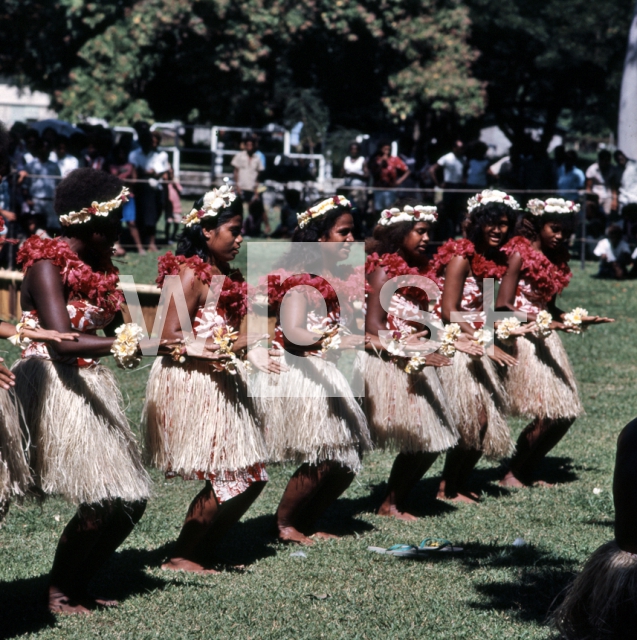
[247,346,289,374]
[486,344,517,366]
[424,352,452,367]
[582,315,614,326]
[0,361,14,389]
[339,333,365,350]
[454,335,484,357]
[233,333,269,352]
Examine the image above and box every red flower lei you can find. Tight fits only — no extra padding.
[267,266,364,310]
[17,236,123,314]
[157,252,248,327]
[366,252,430,305]
[502,236,572,302]
[428,238,507,283]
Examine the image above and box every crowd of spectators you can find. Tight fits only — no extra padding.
[0,121,181,265]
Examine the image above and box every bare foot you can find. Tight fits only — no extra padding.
[137,247,147,256]
[437,490,479,504]
[311,531,340,540]
[499,472,526,488]
[278,526,314,546]
[161,558,220,575]
[147,245,159,253]
[92,596,119,607]
[377,503,418,521]
[48,587,91,615]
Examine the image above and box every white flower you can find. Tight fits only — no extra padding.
[496,317,521,342]
[564,307,588,334]
[593,487,602,495]
[473,328,493,347]
[377,204,437,226]
[527,197,580,216]
[535,310,553,337]
[467,190,520,214]
[111,322,144,369]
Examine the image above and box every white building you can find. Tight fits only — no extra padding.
[0,84,56,125]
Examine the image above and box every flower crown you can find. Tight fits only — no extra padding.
[378,204,438,226]
[183,185,237,227]
[467,189,521,214]
[527,198,581,216]
[59,186,130,226]
[297,196,351,229]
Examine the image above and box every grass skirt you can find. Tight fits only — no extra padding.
[252,355,372,473]
[0,388,31,509]
[503,332,582,420]
[143,357,267,478]
[437,351,512,459]
[12,358,151,505]
[552,540,637,639]
[352,351,458,454]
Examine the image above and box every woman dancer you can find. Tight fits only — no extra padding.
[497,198,612,487]
[355,204,481,520]
[552,417,637,639]
[253,196,371,545]
[13,168,161,614]
[430,190,520,503]
[144,186,280,574]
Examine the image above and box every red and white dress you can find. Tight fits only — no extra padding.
[251,267,371,473]
[500,236,582,419]
[429,239,513,459]
[12,236,151,505]
[143,252,268,504]
[353,252,458,454]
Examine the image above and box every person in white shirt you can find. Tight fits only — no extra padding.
[342,142,368,235]
[429,140,466,239]
[593,224,632,279]
[586,149,618,217]
[55,138,79,178]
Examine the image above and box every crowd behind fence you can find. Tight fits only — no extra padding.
[3,121,637,279]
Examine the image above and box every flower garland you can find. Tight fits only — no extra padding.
[365,252,431,306]
[182,185,237,227]
[111,323,144,369]
[527,198,580,217]
[467,189,521,214]
[297,195,351,228]
[59,186,130,226]
[428,238,508,284]
[378,204,438,226]
[156,252,248,329]
[17,236,124,315]
[501,236,572,304]
[564,307,588,334]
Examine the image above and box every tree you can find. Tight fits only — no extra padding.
[465,0,635,149]
[0,0,484,132]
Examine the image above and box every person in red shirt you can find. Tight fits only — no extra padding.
[369,141,409,213]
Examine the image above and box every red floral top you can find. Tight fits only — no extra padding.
[266,266,365,358]
[429,239,507,330]
[17,237,123,367]
[501,235,572,313]
[157,252,248,333]
[365,252,434,338]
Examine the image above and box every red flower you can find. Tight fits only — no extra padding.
[17,236,123,314]
[366,252,432,306]
[502,236,571,303]
[428,238,507,283]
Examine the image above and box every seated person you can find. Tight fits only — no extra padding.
[593,224,632,279]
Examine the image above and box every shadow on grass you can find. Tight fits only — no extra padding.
[0,574,55,639]
[461,542,577,629]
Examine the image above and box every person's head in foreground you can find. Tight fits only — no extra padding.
[463,190,521,254]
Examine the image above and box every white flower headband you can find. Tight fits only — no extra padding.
[59,186,130,226]
[527,198,581,216]
[297,196,351,228]
[183,185,237,227]
[467,189,521,214]
[378,204,438,226]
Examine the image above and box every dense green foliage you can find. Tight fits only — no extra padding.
[0,251,634,638]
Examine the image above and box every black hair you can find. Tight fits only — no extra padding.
[281,196,352,270]
[598,149,611,163]
[365,198,434,255]
[54,168,124,239]
[376,139,391,153]
[175,193,243,260]
[515,211,576,243]
[463,201,519,247]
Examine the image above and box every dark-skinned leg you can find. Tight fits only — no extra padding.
[297,461,356,537]
[503,417,575,486]
[438,447,481,504]
[72,500,147,606]
[164,481,266,573]
[48,503,112,614]
[378,452,439,521]
[276,464,323,546]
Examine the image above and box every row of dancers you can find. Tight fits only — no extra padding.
[0,168,618,631]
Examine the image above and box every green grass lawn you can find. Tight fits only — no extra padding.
[0,255,634,639]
